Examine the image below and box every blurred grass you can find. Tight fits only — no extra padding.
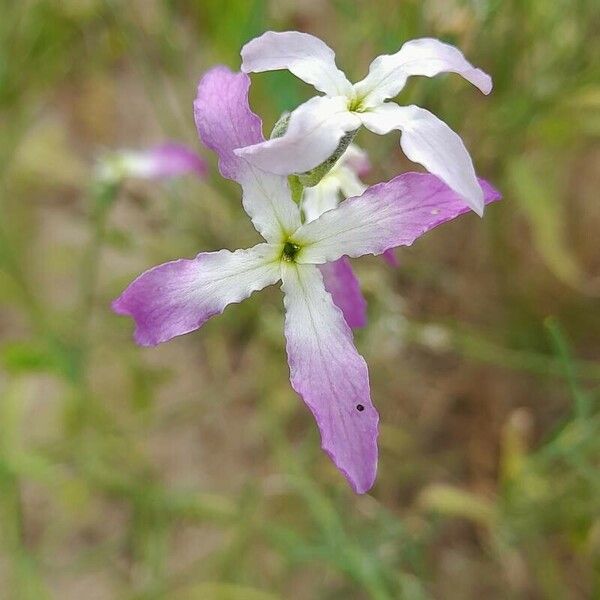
[0,0,599,598]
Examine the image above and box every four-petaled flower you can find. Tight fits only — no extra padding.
[236,31,492,215]
[112,67,499,494]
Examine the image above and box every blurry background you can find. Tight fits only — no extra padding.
[0,1,599,598]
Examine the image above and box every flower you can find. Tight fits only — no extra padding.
[96,142,207,183]
[112,67,500,494]
[236,31,492,215]
[302,143,399,272]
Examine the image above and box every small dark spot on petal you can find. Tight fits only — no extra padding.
[356,404,365,412]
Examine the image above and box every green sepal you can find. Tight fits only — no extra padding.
[270,112,291,139]
[297,129,358,188]
[287,174,304,204]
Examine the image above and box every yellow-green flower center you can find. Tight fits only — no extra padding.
[348,95,366,113]
[282,241,301,262]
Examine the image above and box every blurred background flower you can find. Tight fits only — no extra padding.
[0,1,598,599]
[96,143,207,183]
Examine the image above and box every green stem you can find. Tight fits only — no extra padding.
[545,317,592,419]
[0,386,50,600]
[64,181,119,434]
[76,182,118,359]
[0,224,46,335]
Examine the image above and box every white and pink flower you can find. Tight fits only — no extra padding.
[112,67,499,493]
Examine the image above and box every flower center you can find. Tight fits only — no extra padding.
[282,241,300,262]
[347,95,366,113]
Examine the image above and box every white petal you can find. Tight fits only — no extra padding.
[354,37,492,107]
[281,263,378,494]
[302,176,342,223]
[360,103,484,215]
[235,96,361,176]
[241,31,353,96]
[335,165,368,198]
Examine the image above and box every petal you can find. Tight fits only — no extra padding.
[143,143,208,179]
[319,258,367,328]
[341,144,371,178]
[235,96,361,176]
[354,37,492,107]
[302,176,341,223]
[194,66,301,242]
[113,244,281,346]
[335,165,368,198]
[194,66,263,180]
[361,103,485,216]
[382,249,399,267]
[241,30,353,96]
[293,172,500,264]
[281,263,378,493]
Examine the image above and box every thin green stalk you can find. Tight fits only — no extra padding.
[76,181,119,359]
[62,181,119,435]
[544,317,592,419]
[405,321,600,381]
[0,223,45,334]
[0,384,49,600]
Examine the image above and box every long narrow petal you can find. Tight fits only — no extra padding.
[194,67,301,242]
[281,263,378,493]
[235,96,362,176]
[113,244,281,346]
[354,37,492,107]
[241,31,353,96]
[319,258,367,328]
[361,103,485,215]
[294,172,500,264]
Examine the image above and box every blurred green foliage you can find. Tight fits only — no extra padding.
[0,1,599,598]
